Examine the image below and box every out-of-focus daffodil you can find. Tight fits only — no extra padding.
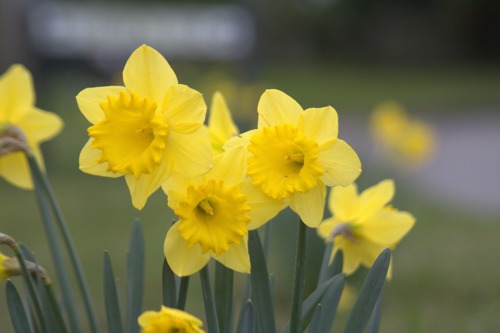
[318,179,415,278]
[0,65,63,189]
[0,252,11,281]
[163,145,283,276]
[207,92,239,155]
[76,45,212,209]
[244,89,361,228]
[371,102,435,167]
[138,306,205,333]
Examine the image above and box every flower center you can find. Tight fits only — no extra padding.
[175,179,251,256]
[88,91,169,178]
[330,223,356,242]
[247,124,324,200]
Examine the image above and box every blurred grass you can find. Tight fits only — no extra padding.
[1,60,499,332]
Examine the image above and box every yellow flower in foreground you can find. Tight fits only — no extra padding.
[138,306,205,333]
[207,91,239,155]
[0,65,63,189]
[245,89,361,227]
[371,102,435,167]
[318,179,415,277]
[163,145,283,276]
[76,45,212,209]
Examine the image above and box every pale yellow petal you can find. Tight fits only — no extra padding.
[214,237,250,273]
[162,176,196,209]
[76,86,127,124]
[334,239,361,275]
[243,179,285,230]
[289,183,326,228]
[162,84,206,134]
[79,139,122,178]
[210,146,246,186]
[328,184,359,221]
[0,151,32,189]
[318,139,361,187]
[317,218,336,240]
[356,240,387,271]
[123,45,178,102]
[299,106,338,144]
[257,89,302,128]
[357,179,395,222]
[359,209,415,245]
[208,91,239,153]
[164,223,211,277]
[16,107,63,144]
[0,65,33,121]
[164,127,212,178]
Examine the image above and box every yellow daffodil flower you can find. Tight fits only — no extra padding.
[76,45,212,209]
[0,252,10,281]
[371,102,435,167]
[207,91,239,155]
[318,179,415,277]
[245,89,361,228]
[0,65,63,189]
[163,145,284,276]
[138,306,205,333]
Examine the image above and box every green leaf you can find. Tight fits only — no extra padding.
[290,221,307,333]
[307,305,322,333]
[104,252,124,333]
[162,259,177,308]
[215,262,234,333]
[6,281,33,333]
[316,273,345,333]
[238,300,256,333]
[248,230,276,333]
[200,265,221,333]
[176,277,190,310]
[282,274,344,333]
[343,249,391,333]
[317,245,343,287]
[367,294,383,333]
[331,249,343,277]
[126,219,144,333]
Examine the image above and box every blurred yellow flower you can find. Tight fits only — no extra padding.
[138,306,205,333]
[207,92,239,155]
[76,45,212,209]
[371,102,435,167]
[318,179,415,277]
[0,65,63,189]
[0,252,9,281]
[163,145,283,276]
[246,89,361,227]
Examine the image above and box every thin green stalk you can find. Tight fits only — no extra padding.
[290,220,307,333]
[200,265,221,333]
[44,282,69,333]
[177,277,190,310]
[215,262,233,333]
[27,154,99,333]
[28,162,82,333]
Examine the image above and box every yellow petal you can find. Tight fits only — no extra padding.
[318,139,361,187]
[79,139,122,178]
[334,238,361,275]
[162,176,197,209]
[328,184,359,221]
[210,146,246,186]
[299,106,338,144]
[243,179,285,230]
[0,151,32,189]
[359,209,415,245]
[357,179,395,221]
[289,183,326,228]
[257,89,302,128]
[0,65,33,122]
[317,218,337,240]
[208,92,239,153]
[164,223,211,276]
[214,237,250,273]
[162,84,206,134]
[355,240,387,272]
[123,45,178,102]
[16,107,63,144]
[76,86,127,124]
[164,127,212,178]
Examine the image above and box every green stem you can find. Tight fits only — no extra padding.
[44,282,69,333]
[176,276,190,310]
[200,265,220,333]
[28,160,82,333]
[290,220,307,333]
[215,262,233,333]
[27,154,99,333]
